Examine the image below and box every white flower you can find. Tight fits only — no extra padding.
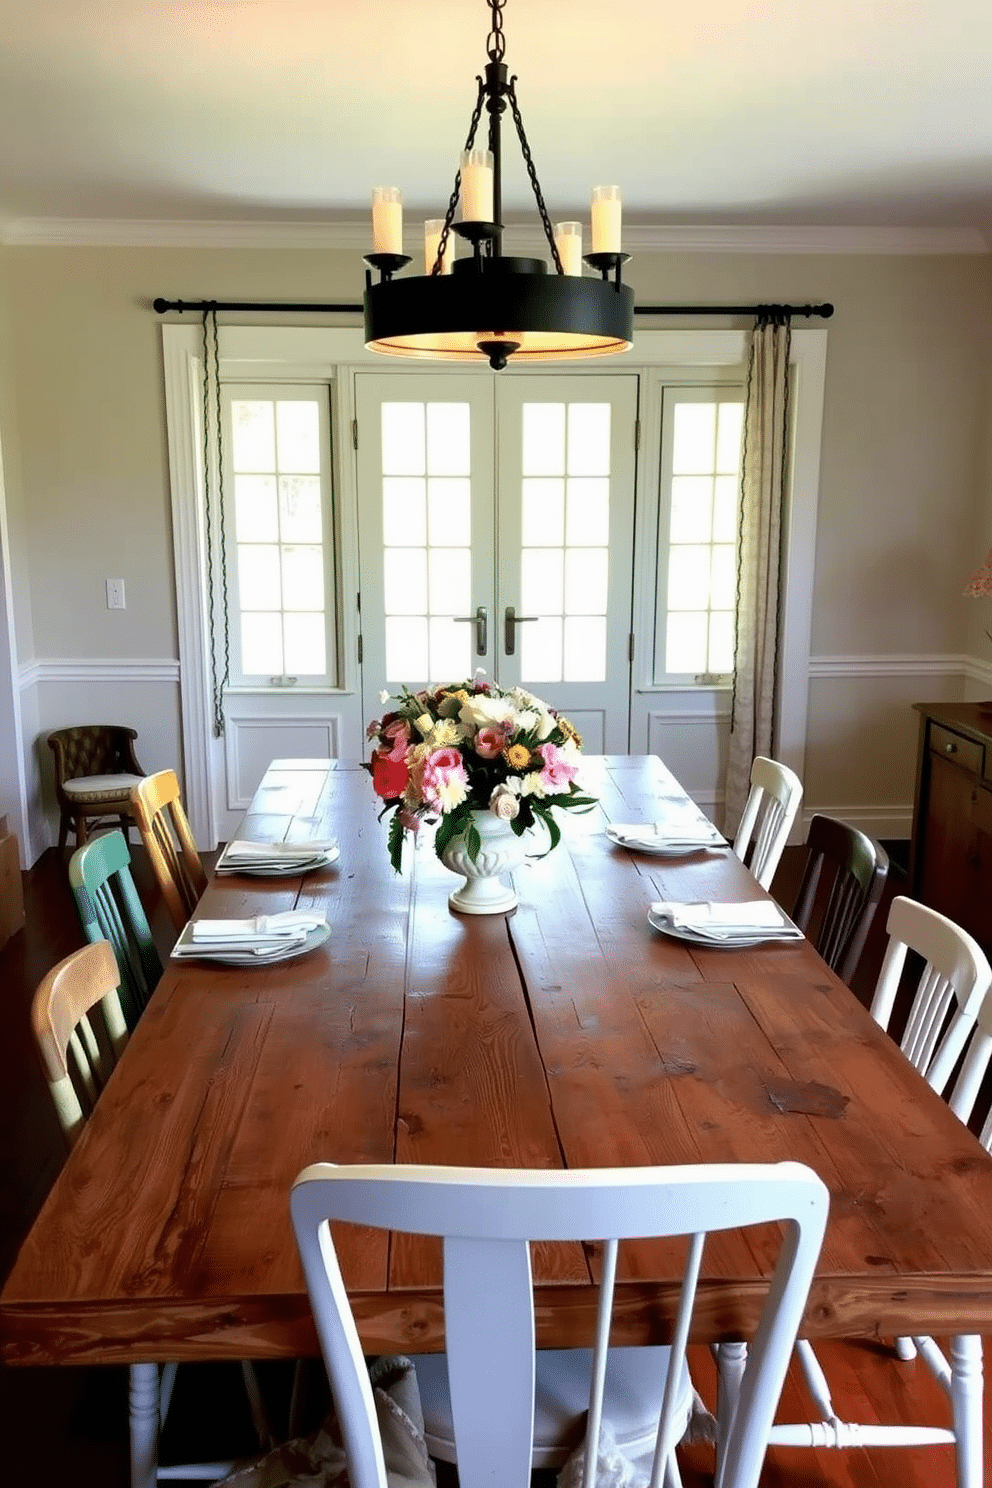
[489,784,520,821]
[414,711,435,737]
[520,770,547,798]
[514,709,539,733]
[459,693,517,730]
[378,689,390,704]
[535,712,556,741]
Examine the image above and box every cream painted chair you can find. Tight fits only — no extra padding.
[130,769,208,932]
[291,1161,829,1488]
[32,941,273,1486]
[731,756,803,891]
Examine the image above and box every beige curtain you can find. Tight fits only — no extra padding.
[723,317,792,835]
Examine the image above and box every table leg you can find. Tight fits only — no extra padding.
[129,1362,161,1488]
[950,1334,984,1488]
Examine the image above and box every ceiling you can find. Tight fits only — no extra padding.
[1,0,990,243]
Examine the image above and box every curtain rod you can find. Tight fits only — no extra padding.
[152,297,833,319]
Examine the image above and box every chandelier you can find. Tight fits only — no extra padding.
[362,0,634,371]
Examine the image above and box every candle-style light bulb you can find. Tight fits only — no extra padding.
[460,149,495,222]
[554,222,583,275]
[590,185,622,253]
[372,186,403,254]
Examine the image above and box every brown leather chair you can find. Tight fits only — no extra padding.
[47,725,145,855]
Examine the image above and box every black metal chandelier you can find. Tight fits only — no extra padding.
[363,0,634,371]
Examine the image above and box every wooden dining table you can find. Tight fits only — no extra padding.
[4,754,992,1477]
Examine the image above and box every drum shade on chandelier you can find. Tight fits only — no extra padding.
[363,0,634,371]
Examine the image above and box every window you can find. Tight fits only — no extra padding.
[222,384,338,687]
[653,387,744,683]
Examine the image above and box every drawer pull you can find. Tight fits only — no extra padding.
[946,742,958,754]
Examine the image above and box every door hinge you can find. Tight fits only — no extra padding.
[628,633,635,661]
[357,633,363,663]
[352,418,358,450]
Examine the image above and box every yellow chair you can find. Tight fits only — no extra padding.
[130,770,208,931]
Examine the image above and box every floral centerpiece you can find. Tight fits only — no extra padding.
[365,676,596,873]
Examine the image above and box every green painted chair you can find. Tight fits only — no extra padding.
[68,829,162,1030]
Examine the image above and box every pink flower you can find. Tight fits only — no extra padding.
[382,717,412,762]
[398,808,421,833]
[474,725,506,760]
[422,747,469,812]
[537,741,578,792]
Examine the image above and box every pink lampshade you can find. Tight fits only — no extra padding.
[964,549,992,597]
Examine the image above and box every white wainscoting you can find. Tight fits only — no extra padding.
[14,650,982,863]
[223,714,340,814]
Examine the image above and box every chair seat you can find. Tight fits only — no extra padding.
[413,1345,692,1470]
[63,773,144,803]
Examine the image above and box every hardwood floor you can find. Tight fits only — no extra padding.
[0,841,989,1486]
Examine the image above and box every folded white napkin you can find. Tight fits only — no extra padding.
[191,911,327,943]
[611,820,724,846]
[650,900,799,941]
[223,839,337,861]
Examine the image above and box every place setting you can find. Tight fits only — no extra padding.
[647,898,804,948]
[605,802,727,857]
[214,838,340,877]
[171,909,331,965]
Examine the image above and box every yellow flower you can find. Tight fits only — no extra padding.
[438,688,469,718]
[558,716,583,749]
[505,743,532,770]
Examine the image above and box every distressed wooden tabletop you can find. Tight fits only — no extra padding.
[4,755,992,1367]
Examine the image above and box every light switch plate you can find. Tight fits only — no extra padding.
[106,578,126,609]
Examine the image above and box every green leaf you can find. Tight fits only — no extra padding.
[387,813,406,874]
[464,818,481,862]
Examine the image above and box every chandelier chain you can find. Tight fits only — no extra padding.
[506,79,563,273]
[486,0,506,62]
[433,75,487,275]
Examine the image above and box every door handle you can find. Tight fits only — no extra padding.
[453,605,488,656]
[504,605,538,656]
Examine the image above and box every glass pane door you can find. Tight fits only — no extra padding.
[495,376,639,753]
[355,374,496,703]
[355,372,638,755]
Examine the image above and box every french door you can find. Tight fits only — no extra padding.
[354,373,639,753]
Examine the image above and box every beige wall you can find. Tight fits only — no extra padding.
[0,240,990,853]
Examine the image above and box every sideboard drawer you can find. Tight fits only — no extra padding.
[930,724,984,775]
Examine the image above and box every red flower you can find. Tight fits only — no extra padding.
[372,748,409,800]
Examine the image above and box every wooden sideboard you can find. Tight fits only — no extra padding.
[909,701,992,953]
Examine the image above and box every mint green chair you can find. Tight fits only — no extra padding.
[69,829,162,1030]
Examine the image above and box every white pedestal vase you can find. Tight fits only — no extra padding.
[439,809,526,915]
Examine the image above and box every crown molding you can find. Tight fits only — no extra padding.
[1,216,988,255]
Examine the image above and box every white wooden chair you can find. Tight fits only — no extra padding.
[757,897,992,1488]
[31,941,273,1487]
[290,1160,829,1488]
[731,756,803,890]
